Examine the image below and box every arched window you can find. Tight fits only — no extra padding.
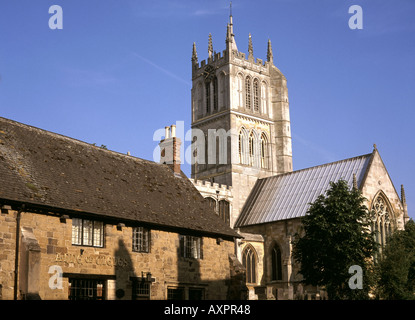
[213,76,218,111]
[260,133,268,169]
[242,245,257,284]
[237,74,243,108]
[253,79,259,112]
[239,128,249,165]
[371,193,394,249]
[219,73,226,109]
[271,244,282,281]
[261,82,267,114]
[196,83,203,117]
[245,76,251,110]
[205,82,211,114]
[218,200,230,226]
[249,131,255,166]
[205,197,217,211]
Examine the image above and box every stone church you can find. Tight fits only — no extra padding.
[188,13,411,299]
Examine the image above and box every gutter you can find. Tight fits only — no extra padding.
[13,204,25,300]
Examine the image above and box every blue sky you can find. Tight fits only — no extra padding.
[0,0,414,219]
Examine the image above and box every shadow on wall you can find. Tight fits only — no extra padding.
[114,238,137,300]
[174,234,248,300]
[112,234,247,300]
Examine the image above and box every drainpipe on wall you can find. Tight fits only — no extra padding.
[13,204,25,300]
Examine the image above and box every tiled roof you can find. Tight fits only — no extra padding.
[0,117,239,239]
[235,153,373,227]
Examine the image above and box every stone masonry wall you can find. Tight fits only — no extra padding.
[0,209,236,300]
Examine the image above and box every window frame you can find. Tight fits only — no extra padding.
[271,244,283,281]
[179,235,203,260]
[72,218,104,248]
[242,244,257,284]
[132,226,151,253]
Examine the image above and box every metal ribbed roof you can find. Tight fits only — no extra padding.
[235,154,373,227]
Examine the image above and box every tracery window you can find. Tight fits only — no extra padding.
[245,76,251,110]
[196,83,202,117]
[253,79,259,112]
[261,82,267,114]
[260,133,269,169]
[371,194,394,248]
[249,131,255,166]
[242,245,257,284]
[237,74,244,107]
[205,82,211,114]
[213,76,218,111]
[271,244,282,281]
[238,128,249,165]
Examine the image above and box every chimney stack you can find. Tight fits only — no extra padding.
[159,125,181,175]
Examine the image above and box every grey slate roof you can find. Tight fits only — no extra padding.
[235,153,373,227]
[0,117,239,239]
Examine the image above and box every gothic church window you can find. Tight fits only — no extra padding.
[271,244,282,281]
[205,82,211,114]
[218,200,230,226]
[238,128,249,165]
[245,76,252,110]
[242,245,257,284]
[371,193,394,249]
[261,82,267,114]
[213,76,218,111]
[249,131,255,166]
[205,197,216,210]
[237,74,244,108]
[196,83,202,117]
[253,79,259,112]
[260,133,269,169]
[219,73,226,109]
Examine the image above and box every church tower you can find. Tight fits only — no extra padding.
[190,13,292,226]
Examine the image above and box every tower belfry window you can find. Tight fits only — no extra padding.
[237,74,243,108]
[253,79,259,112]
[245,77,251,110]
[205,82,211,114]
[213,76,218,111]
[261,82,267,114]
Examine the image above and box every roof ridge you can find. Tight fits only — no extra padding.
[268,152,373,180]
[0,116,155,165]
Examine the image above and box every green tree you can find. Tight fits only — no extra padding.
[377,219,415,299]
[292,179,378,299]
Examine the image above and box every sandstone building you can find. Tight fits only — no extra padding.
[0,11,410,302]
[0,117,245,300]
[190,14,410,300]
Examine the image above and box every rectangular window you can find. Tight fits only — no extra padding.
[179,235,202,259]
[132,227,150,252]
[68,278,106,300]
[72,218,104,247]
[132,280,151,300]
[167,287,185,300]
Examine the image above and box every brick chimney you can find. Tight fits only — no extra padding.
[159,125,181,175]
